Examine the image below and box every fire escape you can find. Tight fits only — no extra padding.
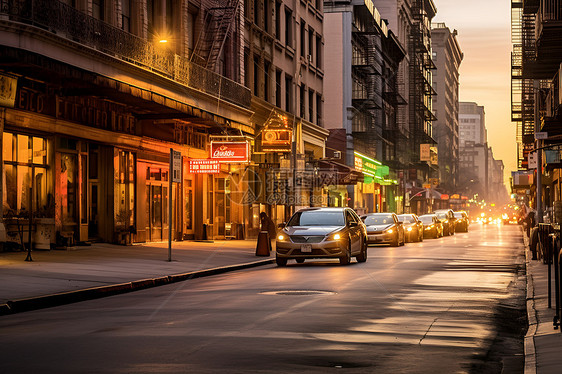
[409,0,437,178]
[192,0,240,72]
[351,23,383,159]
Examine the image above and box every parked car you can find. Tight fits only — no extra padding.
[361,212,405,247]
[453,211,469,232]
[275,207,368,266]
[397,213,423,242]
[434,209,456,236]
[418,214,443,239]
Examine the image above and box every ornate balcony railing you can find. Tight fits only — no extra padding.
[0,0,251,109]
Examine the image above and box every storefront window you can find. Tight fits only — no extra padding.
[184,179,193,231]
[2,133,52,217]
[61,154,77,224]
[116,151,135,228]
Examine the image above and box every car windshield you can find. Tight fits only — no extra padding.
[419,216,434,224]
[364,215,393,225]
[287,211,345,226]
[454,212,464,218]
[435,213,447,219]
[398,215,414,223]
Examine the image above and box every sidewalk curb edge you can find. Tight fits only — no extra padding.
[0,258,275,316]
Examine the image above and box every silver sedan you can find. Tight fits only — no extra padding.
[275,207,368,266]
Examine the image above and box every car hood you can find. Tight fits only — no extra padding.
[366,224,393,231]
[283,226,343,236]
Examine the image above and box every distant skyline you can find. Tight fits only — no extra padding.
[431,0,514,191]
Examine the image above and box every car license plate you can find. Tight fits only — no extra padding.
[301,244,312,253]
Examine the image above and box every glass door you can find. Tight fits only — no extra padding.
[145,166,168,242]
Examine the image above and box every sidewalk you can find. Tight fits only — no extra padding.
[524,230,562,374]
[0,239,274,315]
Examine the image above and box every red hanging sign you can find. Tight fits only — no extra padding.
[210,141,249,163]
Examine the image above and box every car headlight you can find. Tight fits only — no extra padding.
[327,232,343,241]
[407,227,412,232]
[277,234,288,241]
[385,228,393,234]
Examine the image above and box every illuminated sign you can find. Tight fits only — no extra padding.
[188,159,220,174]
[210,141,249,163]
[262,129,292,152]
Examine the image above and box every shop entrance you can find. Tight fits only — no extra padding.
[213,177,231,238]
[145,167,169,242]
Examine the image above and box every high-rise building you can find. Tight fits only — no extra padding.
[378,0,437,215]
[459,102,486,146]
[431,23,463,193]
[323,0,405,214]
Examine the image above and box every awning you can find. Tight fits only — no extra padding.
[317,160,364,185]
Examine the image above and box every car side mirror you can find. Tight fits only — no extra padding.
[349,221,359,227]
[278,222,286,228]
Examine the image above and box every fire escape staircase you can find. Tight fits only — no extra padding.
[193,0,240,72]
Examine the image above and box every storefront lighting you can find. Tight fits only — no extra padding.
[354,151,382,166]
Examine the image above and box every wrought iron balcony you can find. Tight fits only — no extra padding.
[0,0,251,109]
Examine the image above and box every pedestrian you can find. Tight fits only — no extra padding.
[260,212,277,242]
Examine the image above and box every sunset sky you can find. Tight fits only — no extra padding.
[432,0,515,189]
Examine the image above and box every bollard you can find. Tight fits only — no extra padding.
[255,231,271,256]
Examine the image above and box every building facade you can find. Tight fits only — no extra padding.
[323,0,403,215]
[0,0,256,247]
[431,23,463,194]
[511,0,562,220]
[243,0,329,229]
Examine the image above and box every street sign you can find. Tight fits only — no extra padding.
[535,132,548,140]
[172,150,182,182]
[528,152,537,169]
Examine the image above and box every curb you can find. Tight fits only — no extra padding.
[0,258,275,316]
[523,227,538,374]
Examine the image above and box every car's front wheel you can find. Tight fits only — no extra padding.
[339,242,351,265]
[356,238,367,263]
[276,257,287,267]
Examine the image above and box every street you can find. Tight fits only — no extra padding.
[0,224,526,373]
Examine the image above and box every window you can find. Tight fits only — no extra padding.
[275,2,281,40]
[116,151,136,229]
[285,75,293,113]
[300,85,305,118]
[316,93,322,125]
[122,0,131,31]
[254,0,260,25]
[253,55,260,96]
[300,20,306,56]
[244,49,250,88]
[3,133,52,217]
[93,0,104,21]
[285,7,293,47]
[264,0,270,32]
[276,70,282,107]
[264,61,271,102]
[316,34,322,68]
[308,27,314,61]
[308,89,314,121]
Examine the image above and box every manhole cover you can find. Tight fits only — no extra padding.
[260,290,336,296]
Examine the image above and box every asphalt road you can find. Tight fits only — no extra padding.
[0,224,526,373]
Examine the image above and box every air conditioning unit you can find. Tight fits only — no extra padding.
[333,151,341,159]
